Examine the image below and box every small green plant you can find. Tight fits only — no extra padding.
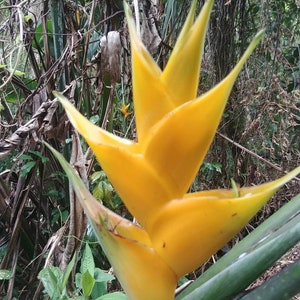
[38,255,76,300]
[200,162,222,181]
[90,171,114,208]
[38,243,127,300]
[0,269,12,280]
[19,150,49,177]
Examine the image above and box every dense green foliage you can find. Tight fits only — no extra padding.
[0,0,299,298]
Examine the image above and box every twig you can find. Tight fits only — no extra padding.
[217,132,300,181]
[0,1,26,90]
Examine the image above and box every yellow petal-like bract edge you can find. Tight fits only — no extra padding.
[143,31,265,199]
[149,166,300,277]
[162,0,213,105]
[125,2,174,142]
[92,221,177,300]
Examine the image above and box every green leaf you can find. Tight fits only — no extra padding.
[93,182,113,204]
[0,269,12,280]
[5,93,24,103]
[91,281,107,298]
[94,268,115,283]
[28,150,50,163]
[21,160,36,177]
[33,20,53,50]
[19,154,34,161]
[95,291,128,300]
[75,272,82,289]
[91,268,115,298]
[61,254,76,292]
[90,171,107,184]
[81,270,96,297]
[80,243,95,276]
[176,193,300,300]
[38,266,62,299]
[7,68,25,76]
[239,258,300,300]
[87,31,101,61]
[90,114,100,124]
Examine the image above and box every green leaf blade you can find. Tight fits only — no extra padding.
[61,254,76,292]
[95,291,128,300]
[38,266,62,299]
[80,243,95,276]
[240,258,300,300]
[81,270,96,297]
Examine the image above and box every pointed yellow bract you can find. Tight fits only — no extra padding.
[162,0,213,105]
[52,1,300,299]
[125,4,174,142]
[149,167,300,277]
[143,30,264,195]
[93,222,177,300]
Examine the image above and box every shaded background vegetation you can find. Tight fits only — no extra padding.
[0,0,299,298]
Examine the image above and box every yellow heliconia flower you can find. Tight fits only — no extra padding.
[48,143,300,300]
[120,103,131,118]
[54,0,265,231]
[51,0,300,299]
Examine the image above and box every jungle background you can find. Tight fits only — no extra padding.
[0,0,299,298]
